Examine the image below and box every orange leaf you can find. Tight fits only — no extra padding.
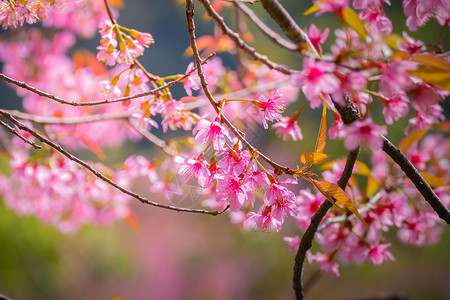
[184,35,215,56]
[354,160,371,176]
[315,103,327,153]
[300,152,330,166]
[303,3,320,15]
[113,295,124,300]
[317,180,366,225]
[72,49,107,76]
[341,8,367,41]
[398,128,428,153]
[79,135,106,161]
[124,209,142,233]
[421,172,447,189]
[109,0,124,8]
[366,176,380,197]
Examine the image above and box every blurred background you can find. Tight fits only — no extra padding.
[0,0,449,299]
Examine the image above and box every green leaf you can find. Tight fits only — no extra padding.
[315,103,327,154]
[341,8,367,41]
[407,65,450,92]
[300,152,330,166]
[303,4,320,16]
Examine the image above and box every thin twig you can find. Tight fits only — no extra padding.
[259,0,319,58]
[293,147,360,300]
[0,55,213,107]
[382,136,450,225]
[197,0,297,75]
[0,119,41,149]
[186,0,294,176]
[231,0,298,52]
[1,109,134,125]
[0,110,227,216]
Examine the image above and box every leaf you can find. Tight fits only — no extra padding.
[303,4,320,16]
[366,176,380,197]
[341,8,367,41]
[315,103,327,154]
[354,160,371,176]
[113,295,124,300]
[184,35,215,56]
[385,33,403,50]
[300,152,330,166]
[398,128,428,153]
[79,135,106,161]
[411,53,450,72]
[421,172,447,189]
[407,65,450,92]
[315,180,366,225]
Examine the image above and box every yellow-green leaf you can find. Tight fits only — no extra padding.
[411,53,450,72]
[407,65,450,92]
[366,176,380,197]
[301,152,330,166]
[303,4,320,16]
[421,172,447,189]
[398,128,428,153]
[319,180,366,225]
[310,179,341,207]
[354,160,371,176]
[341,8,367,41]
[315,103,327,154]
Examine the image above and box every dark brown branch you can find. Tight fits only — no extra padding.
[0,55,214,107]
[259,0,318,57]
[197,0,296,75]
[0,119,41,149]
[293,147,360,300]
[186,0,294,176]
[231,0,298,52]
[382,136,450,225]
[0,110,227,216]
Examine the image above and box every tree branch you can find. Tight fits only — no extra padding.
[197,0,297,75]
[293,147,360,300]
[231,0,298,52]
[0,119,41,149]
[0,55,213,107]
[186,0,295,176]
[0,110,227,216]
[382,136,450,225]
[259,0,319,58]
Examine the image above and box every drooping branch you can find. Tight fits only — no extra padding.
[0,110,227,216]
[259,0,319,57]
[186,0,295,176]
[129,120,177,156]
[197,0,297,75]
[293,147,361,300]
[231,0,298,52]
[0,54,214,107]
[382,136,450,225]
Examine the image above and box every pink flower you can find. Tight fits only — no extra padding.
[365,243,395,265]
[272,117,303,141]
[182,62,201,96]
[380,60,417,96]
[294,59,340,108]
[194,118,231,150]
[256,90,285,129]
[215,174,254,211]
[359,8,392,34]
[283,236,301,252]
[382,93,410,125]
[174,154,211,188]
[343,118,387,150]
[398,32,426,55]
[245,205,283,232]
[304,24,330,52]
[315,0,350,16]
[307,251,340,276]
